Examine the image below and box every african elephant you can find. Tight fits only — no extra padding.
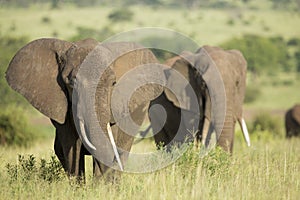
[149,45,250,153]
[6,38,162,180]
[285,104,300,138]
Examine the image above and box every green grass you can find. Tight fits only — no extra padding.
[245,72,300,110]
[0,5,300,45]
[0,136,299,199]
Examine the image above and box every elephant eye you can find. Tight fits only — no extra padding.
[69,77,77,88]
[112,81,117,86]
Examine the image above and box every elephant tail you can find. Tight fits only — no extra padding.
[238,118,251,147]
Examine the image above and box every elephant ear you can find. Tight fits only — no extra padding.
[292,105,300,124]
[106,42,164,125]
[6,38,72,124]
[164,56,194,110]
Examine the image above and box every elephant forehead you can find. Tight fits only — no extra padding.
[111,49,158,81]
[63,42,99,80]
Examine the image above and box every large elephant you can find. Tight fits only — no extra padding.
[285,104,300,138]
[149,45,250,153]
[6,38,162,180]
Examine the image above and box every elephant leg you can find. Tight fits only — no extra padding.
[150,94,182,150]
[93,158,120,183]
[285,110,296,138]
[51,118,85,180]
[54,131,67,171]
[201,117,211,146]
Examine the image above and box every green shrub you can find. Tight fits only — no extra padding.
[0,36,28,107]
[41,16,51,24]
[287,37,300,46]
[6,154,65,184]
[69,26,115,42]
[154,142,231,178]
[201,146,231,177]
[245,85,261,103]
[221,34,291,74]
[227,18,235,26]
[108,8,134,22]
[295,51,300,73]
[140,35,197,61]
[250,112,283,137]
[0,106,36,147]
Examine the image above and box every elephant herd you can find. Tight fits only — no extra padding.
[5,38,299,181]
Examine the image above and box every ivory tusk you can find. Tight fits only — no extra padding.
[107,123,124,171]
[79,120,96,150]
[239,118,251,147]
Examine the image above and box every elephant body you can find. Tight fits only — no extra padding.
[285,104,300,138]
[6,38,162,180]
[149,45,249,153]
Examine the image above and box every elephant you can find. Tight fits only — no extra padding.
[148,45,250,153]
[5,38,162,181]
[285,104,300,138]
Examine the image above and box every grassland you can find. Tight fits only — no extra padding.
[0,3,300,200]
[1,4,300,45]
[0,136,299,199]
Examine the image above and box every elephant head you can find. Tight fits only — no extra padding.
[149,45,250,153]
[6,38,162,179]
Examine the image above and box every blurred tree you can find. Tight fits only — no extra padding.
[222,34,291,74]
[295,51,300,73]
[0,36,28,106]
[51,0,59,9]
[69,26,115,42]
[108,8,134,22]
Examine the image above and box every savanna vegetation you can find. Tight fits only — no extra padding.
[0,0,299,199]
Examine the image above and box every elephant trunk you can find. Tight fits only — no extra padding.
[198,54,226,145]
[217,103,235,153]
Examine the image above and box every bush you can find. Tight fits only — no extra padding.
[108,8,134,22]
[41,16,51,24]
[244,85,261,103]
[250,112,283,137]
[221,34,291,74]
[174,144,231,177]
[227,18,235,26]
[140,35,198,61]
[201,146,231,177]
[0,106,36,147]
[0,36,28,107]
[287,38,300,46]
[69,26,115,42]
[6,154,65,184]
[295,51,300,73]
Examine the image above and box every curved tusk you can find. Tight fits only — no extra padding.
[107,123,124,171]
[239,118,251,147]
[79,120,96,150]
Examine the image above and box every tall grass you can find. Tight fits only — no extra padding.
[0,136,299,200]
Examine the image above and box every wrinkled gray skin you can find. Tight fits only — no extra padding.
[149,45,248,153]
[6,38,161,181]
[285,104,300,138]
